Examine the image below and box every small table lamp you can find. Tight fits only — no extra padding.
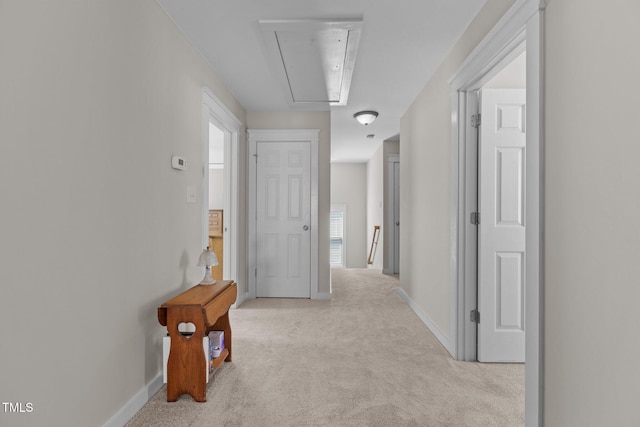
[197,246,219,284]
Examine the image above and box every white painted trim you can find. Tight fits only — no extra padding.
[102,373,163,427]
[247,129,321,299]
[248,139,257,298]
[449,89,462,361]
[248,128,320,141]
[449,0,538,90]
[386,155,400,275]
[448,0,544,425]
[313,292,331,300]
[397,287,453,356]
[524,10,544,427]
[309,133,320,299]
[202,88,241,285]
[233,291,249,309]
[450,89,480,363]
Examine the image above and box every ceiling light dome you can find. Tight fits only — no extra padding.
[354,110,378,126]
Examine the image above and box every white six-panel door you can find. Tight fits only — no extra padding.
[478,89,526,362]
[256,141,311,298]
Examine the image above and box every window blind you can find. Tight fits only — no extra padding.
[330,207,345,267]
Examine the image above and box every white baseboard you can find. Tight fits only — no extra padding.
[103,373,163,427]
[233,291,248,308]
[312,292,331,300]
[396,287,454,357]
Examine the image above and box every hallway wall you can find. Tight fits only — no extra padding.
[0,1,246,426]
[331,163,368,268]
[544,1,640,425]
[365,139,400,273]
[400,0,516,351]
[366,145,385,270]
[401,0,640,424]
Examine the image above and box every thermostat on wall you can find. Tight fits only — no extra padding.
[171,156,187,171]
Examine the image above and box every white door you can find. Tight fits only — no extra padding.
[256,141,311,298]
[478,88,526,362]
[393,161,400,274]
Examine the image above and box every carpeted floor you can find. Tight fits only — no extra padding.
[127,269,523,426]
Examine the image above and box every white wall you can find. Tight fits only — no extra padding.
[544,1,640,425]
[364,140,399,274]
[0,1,246,426]
[209,168,224,209]
[366,145,385,270]
[401,0,640,424]
[399,1,515,343]
[483,50,525,89]
[246,111,331,295]
[331,163,367,268]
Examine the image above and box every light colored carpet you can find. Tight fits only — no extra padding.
[127,269,523,426]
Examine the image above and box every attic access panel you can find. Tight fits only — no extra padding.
[259,19,362,108]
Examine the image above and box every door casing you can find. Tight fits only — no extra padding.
[385,155,400,275]
[448,1,545,425]
[248,129,320,299]
[392,159,400,274]
[202,88,240,303]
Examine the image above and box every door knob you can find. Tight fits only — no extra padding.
[396,221,400,226]
[303,225,309,231]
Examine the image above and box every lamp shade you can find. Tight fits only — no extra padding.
[354,110,378,126]
[197,247,219,267]
[197,246,219,285]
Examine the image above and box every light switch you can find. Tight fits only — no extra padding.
[187,186,197,203]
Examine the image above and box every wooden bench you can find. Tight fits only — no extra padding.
[157,280,237,402]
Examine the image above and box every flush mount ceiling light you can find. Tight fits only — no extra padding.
[354,110,378,126]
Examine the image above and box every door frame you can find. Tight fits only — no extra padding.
[248,129,320,299]
[385,155,400,274]
[448,1,545,425]
[202,88,240,300]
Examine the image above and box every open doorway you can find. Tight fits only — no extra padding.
[477,52,526,363]
[449,2,544,424]
[207,122,226,280]
[202,88,240,296]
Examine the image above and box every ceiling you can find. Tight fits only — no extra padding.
[158,0,486,163]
